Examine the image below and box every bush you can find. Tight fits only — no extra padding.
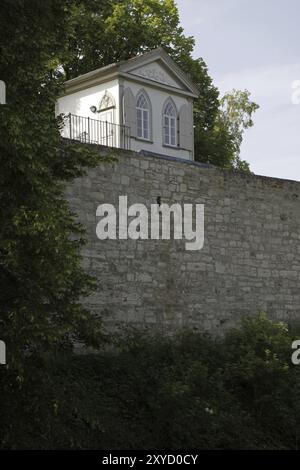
[1,314,300,449]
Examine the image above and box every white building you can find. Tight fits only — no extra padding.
[57,48,199,160]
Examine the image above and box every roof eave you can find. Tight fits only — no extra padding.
[61,48,200,98]
[63,68,120,96]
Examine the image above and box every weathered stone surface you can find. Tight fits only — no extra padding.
[66,146,300,333]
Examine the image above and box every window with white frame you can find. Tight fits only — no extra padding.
[136,92,150,140]
[163,99,177,146]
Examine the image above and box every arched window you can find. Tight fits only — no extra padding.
[99,91,115,111]
[163,98,177,147]
[136,91,150,140]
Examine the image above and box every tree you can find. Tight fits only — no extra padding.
[217,89,259,171]
[63,0,195,78]
[0,0,107,375]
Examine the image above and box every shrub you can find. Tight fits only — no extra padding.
[1,314,300,449]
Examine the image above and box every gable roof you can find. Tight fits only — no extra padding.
[63,48,199,98]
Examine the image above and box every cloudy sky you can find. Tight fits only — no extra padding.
[176,0,300,180]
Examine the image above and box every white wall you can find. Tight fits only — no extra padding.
[123,79,193,160]
[57,79,119,120]
[57,80,120,142]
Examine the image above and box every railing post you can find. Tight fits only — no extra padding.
[106,121,108,146]
[87,116,90,143]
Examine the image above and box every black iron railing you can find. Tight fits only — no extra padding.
[64,113,131,150]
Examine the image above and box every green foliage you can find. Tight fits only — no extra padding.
[0,0,110,375]
[217,89,260,171]
[63,0,195,78]
[1,314,299,449]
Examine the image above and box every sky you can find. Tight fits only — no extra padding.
[176,0,300,180]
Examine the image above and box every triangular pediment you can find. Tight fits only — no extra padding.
[129,61,182,89]
[120,49,199,97]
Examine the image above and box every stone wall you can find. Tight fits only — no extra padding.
[65,146,300,333]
